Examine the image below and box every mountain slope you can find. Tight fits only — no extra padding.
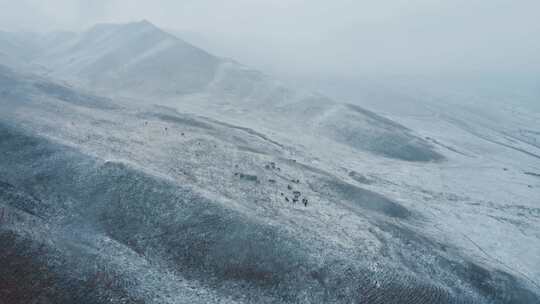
[7,21,443,162]
[0,31,37,67]
[1,63,539,303]
[35,20,220,96]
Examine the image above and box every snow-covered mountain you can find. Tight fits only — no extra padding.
[4,20,443,163]
[0,21,539,304]
[31,20,219,96]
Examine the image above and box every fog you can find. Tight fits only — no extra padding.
[1,0,539,98]
[1,2,540,303]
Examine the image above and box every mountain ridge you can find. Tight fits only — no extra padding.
[1,20,444,162]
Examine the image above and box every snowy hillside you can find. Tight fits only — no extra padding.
[3,21,443,163]
[32,20,220,96]
[0,20,539,304]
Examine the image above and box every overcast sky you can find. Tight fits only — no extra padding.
[1,0,539,80]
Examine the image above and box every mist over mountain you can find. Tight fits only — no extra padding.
[0,19,539,304]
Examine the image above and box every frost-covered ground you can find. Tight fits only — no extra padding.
[0,21,539,303]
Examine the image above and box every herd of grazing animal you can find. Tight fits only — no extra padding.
[143,121,310,207]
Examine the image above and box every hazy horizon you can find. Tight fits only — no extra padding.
[1,0,539,81]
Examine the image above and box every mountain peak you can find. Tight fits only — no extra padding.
[134,19,157,30]
[86,19,160,35]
